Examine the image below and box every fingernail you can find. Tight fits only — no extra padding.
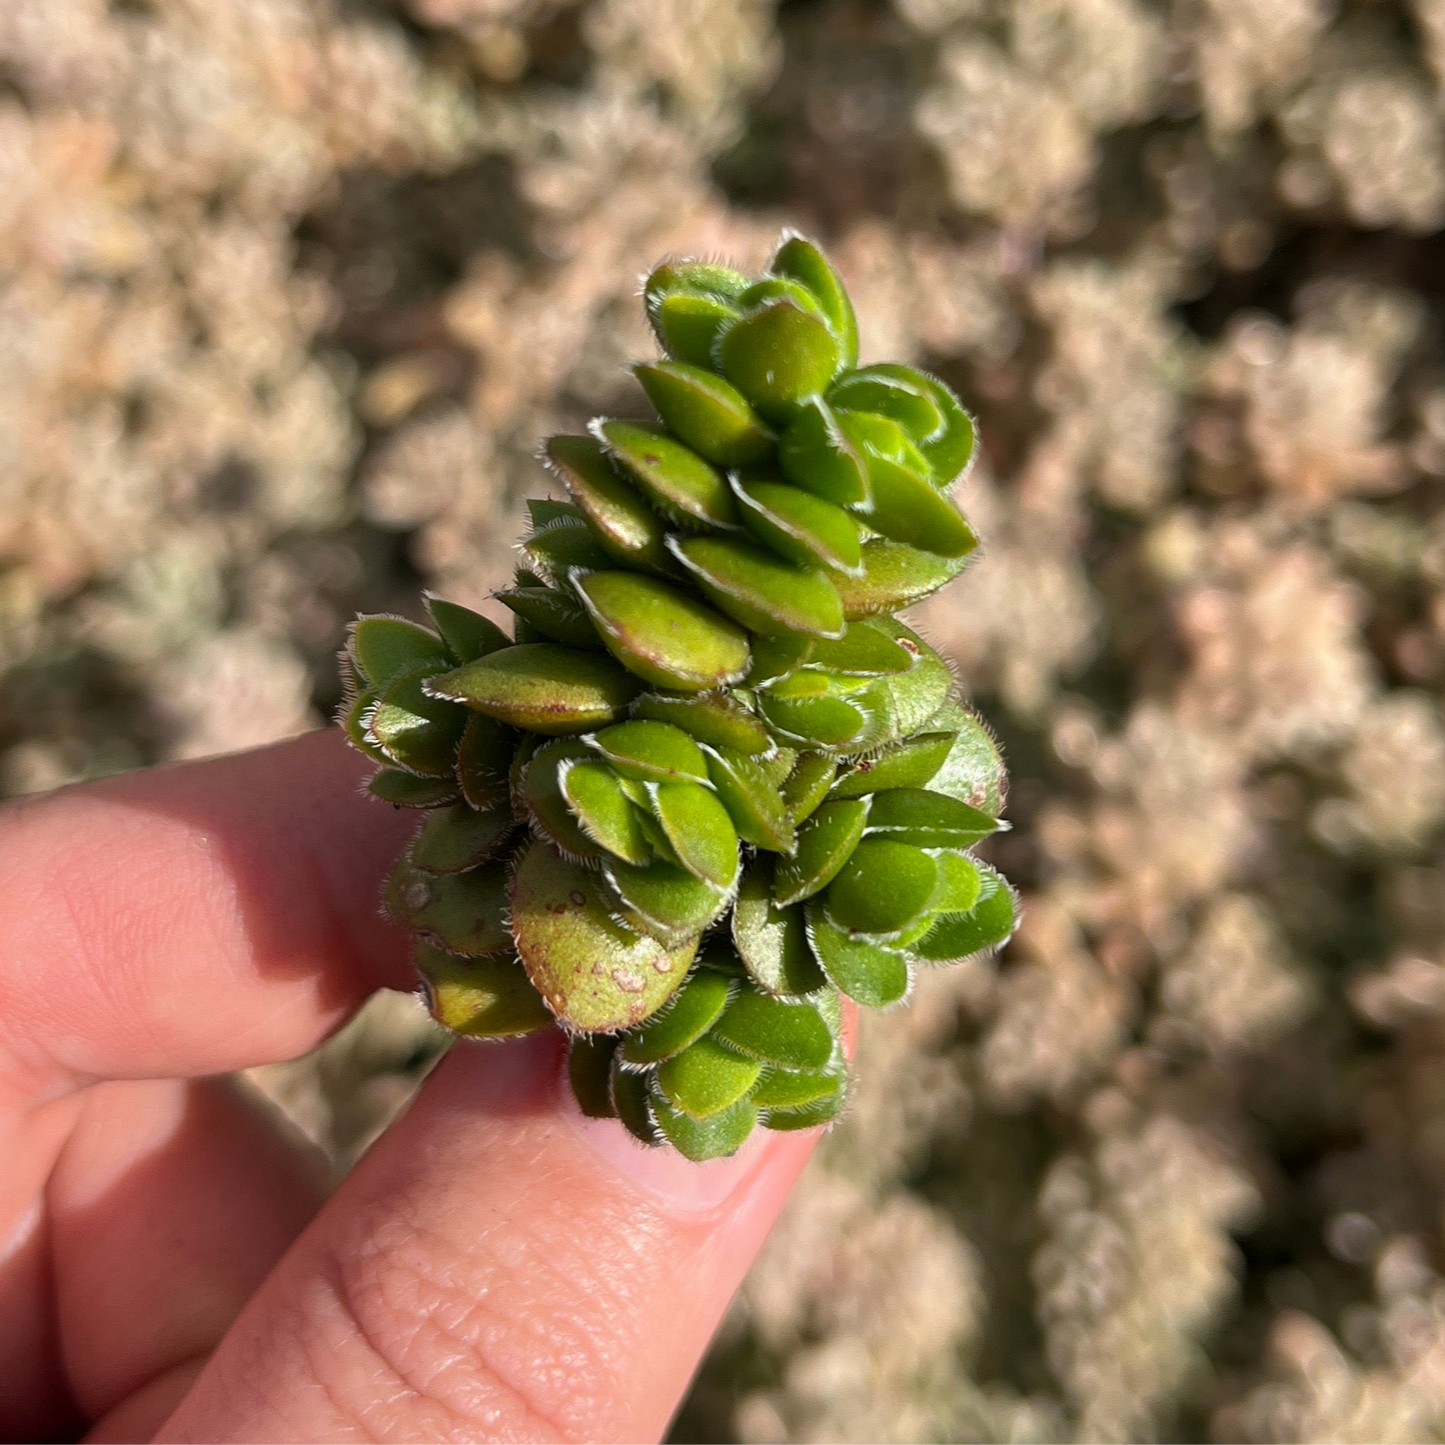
[556,1058,780,1215]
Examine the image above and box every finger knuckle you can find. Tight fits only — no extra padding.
[313,1205,622,1442]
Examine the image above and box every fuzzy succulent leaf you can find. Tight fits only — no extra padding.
[589,720,710,784]
[930,850,984,916]
[568,1035,620,1118]
[386,857,512,958]
[733,863,828,997]
[408,804,516,875]
[807,905,912,1007]
[630,689,772,755]
[520,522,615,585]
[341,690,389,765]
[709,983,835,1070]
[559,758,652,865]
[573,570,751,693]
[520,739,606,860]
[510,841,697,1031]
[633,361,774,468]
[778,396,871,507]
[368,769,460,808]
[774,798,870,906]
[752,1066,845,1114]
[770,234,859,370]
[703,746,795,853]
[829,366,945,445]
[351,617,451,688]
[455,713,515,811]
[835,537,975,617]
[913,864,1019,962]
[611,1059,662,1145]
[604,857,729,945]
[657,1035,763,1119]
[544,434,676,576]
[744,632,815,688]
[424,596,512,664]
[620,968,735,1065]
[828,730,954,799]
[780,751,837,824]
[825,837,938,937]
[416,943,554,1038]
[863,787,1000,848]
[496,585,603,651]
[650,779,741,890]
[717,300,845,423]
[597,420,739,531]
[429,643,639,734]
[651,1090,759,1161]
[367,664,466,777]
[924,700,1009,815]
[759,1089,847,1131]
[732,477,864,575]
[670,535,845,639]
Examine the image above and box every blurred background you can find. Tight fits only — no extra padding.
[7,0,1445,1438]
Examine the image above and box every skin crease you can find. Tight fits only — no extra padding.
[0,730,822,1444]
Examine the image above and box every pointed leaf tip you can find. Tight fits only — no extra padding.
[573,570,751,693]
[428,643,640,735]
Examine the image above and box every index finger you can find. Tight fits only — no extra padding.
[0,730,418,1092]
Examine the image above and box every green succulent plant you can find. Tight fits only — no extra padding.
[340,233,1017,1160]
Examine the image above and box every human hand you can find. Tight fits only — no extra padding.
[0,730,821,1443]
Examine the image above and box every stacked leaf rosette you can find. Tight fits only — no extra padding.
[340,233,1018,1160]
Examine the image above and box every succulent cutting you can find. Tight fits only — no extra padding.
[339,233,1017,1160]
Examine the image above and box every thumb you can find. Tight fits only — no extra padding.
[154,1031,818,1444]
